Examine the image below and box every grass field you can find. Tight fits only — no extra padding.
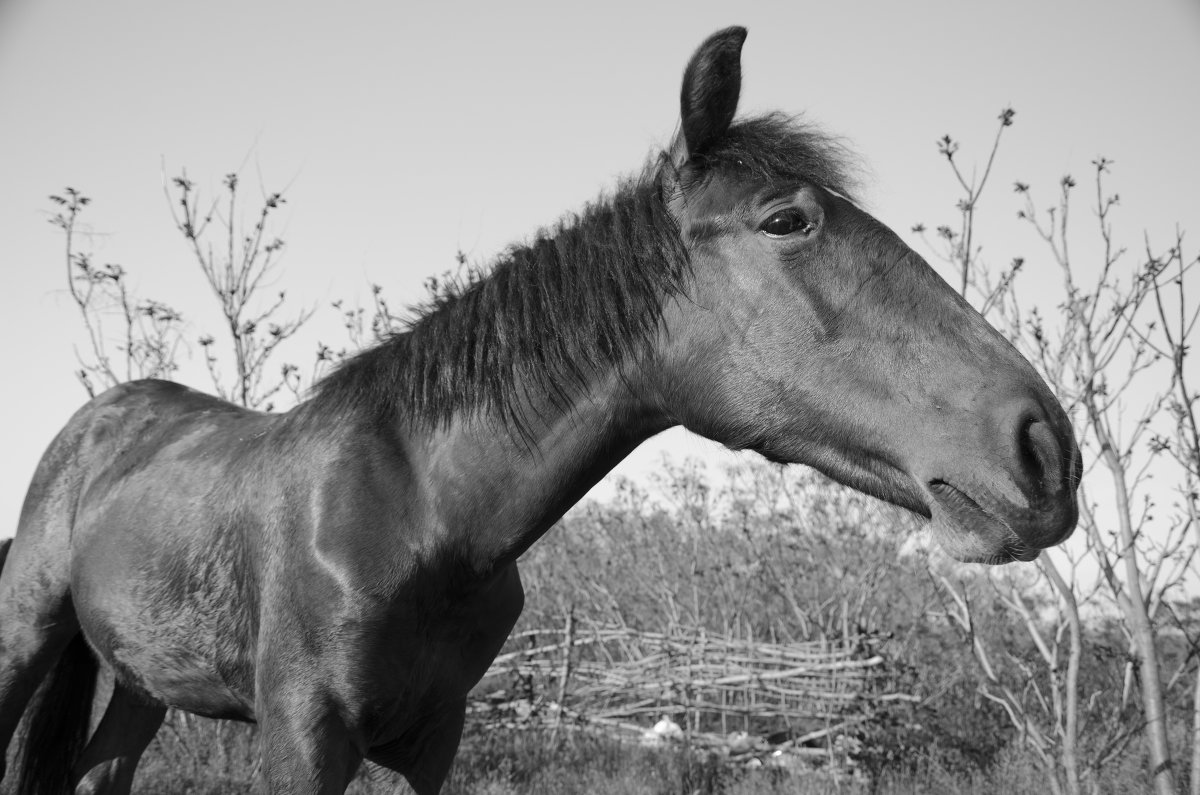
[121,717,1153,794]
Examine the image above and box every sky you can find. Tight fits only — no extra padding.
[0,0,1198,538]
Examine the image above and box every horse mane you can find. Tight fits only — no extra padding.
[310,114,857,431]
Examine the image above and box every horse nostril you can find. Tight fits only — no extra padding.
[1019,416,1065,497]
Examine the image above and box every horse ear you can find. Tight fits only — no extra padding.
[679,26,746,161]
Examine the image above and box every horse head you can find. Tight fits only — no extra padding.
[653,28,1079,564]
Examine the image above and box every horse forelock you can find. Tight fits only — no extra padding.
[311,113,857,434]
[679,113,862,203]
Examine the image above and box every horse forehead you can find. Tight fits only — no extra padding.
[679,172,770,218]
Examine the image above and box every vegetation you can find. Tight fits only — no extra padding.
[15,108,1199,793]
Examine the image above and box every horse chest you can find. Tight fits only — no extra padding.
[412,563,523,689]
[342,563,525,738]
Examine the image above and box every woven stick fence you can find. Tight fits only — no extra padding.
[469,619,913,764]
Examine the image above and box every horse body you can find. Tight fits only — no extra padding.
[7,367,644,790]
[68,382,266,720]
[23,379,537,783]
[1,27,1081,794]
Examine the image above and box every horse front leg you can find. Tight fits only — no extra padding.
[258,687,364,795]
[368,698,467,795]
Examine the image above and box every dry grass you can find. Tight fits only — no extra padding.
[135,723,870,794]
[125,720,1158,795]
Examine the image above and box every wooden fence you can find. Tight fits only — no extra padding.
[468,619,915,767]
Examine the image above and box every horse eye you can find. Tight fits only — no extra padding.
[759,209,813,237]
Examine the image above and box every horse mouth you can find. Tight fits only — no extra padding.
[927,480,1038,564]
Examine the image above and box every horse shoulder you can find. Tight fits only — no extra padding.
[303,428,434,598]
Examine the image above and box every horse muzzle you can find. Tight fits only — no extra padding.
[923,401,1081,564]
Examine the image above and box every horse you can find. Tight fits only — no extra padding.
[0,26,1080,794]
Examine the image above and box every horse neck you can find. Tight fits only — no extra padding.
[305,174,690,574]
[410,365,669,573]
